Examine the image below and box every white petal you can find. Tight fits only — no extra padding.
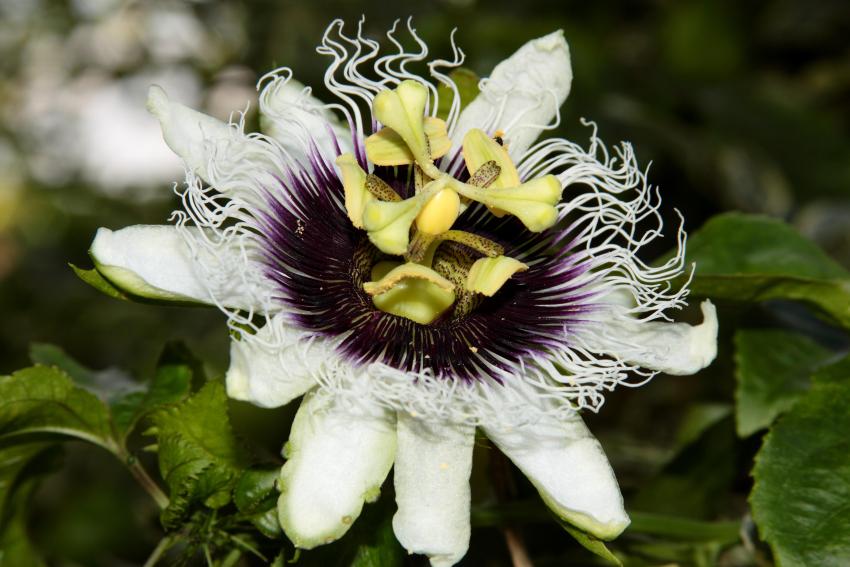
[226,313,328,408]
[260,77,352,162]
[278,392,396,549]
[392,415,474,567]
[483,412,629,540]
[451,30,572,161]
[89,225,257,309]
[585,300,719,375]
[146,85,268,187]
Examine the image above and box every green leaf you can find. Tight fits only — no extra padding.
[0,477,47,567]
[0,445,62,567]
[734,329,834,437]
[751,377,850,566]
[436,68,480,121]
[153,381,245,529]
[681,213,850,327]
[560,521,623,566]
[234,467,281,539]
[112,346,194,441]
[69,263,129,301]
[811,354,850,386]
[0,444,52,523]
[0,366,116,452]
[298,490,403,567]
[631,417,738,519]
[28,343,95,386]
[348,512,403,567]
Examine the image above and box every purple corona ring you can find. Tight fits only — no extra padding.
[90,19,718,566]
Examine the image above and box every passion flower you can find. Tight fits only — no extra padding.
[90,19,717,566]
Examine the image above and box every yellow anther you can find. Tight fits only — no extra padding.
[416,189,460,235]
[336,153,372,229]
[465,255,528,297]
[365,117,452,166]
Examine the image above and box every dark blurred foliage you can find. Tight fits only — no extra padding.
[0,0,848,565]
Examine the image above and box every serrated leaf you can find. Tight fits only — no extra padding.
[28,343,95,386]
[112,347,194,441]
[811,354,850,385]
[234,467,281,539]
[153,381,245,529]
[734,329,834,437]
[560,521,623,566]
[234,467,278,515]
[0,366,117,452]
[436,68,480,121]
[751,378,850,566]
[69,263,129,301]
[681,213,850,327]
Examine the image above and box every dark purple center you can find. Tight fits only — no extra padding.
[257,146,598,382]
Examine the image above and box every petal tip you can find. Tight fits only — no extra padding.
[532,29,568,52]
[89,227,116,264]
[145,85,169,120]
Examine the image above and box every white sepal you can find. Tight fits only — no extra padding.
[392,414,474,567]
[226,314,326,408]
[278,392,396,549]
[90,225,264,309]
[147,85,269,189]
[451,30,572,161]
[585,300,719,375]
[259,77,352,162]
[483,411,630,540]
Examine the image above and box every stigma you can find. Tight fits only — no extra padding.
[335,81,563,325]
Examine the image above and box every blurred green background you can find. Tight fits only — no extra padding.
[1,0,848,565]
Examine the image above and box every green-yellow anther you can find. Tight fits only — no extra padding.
[416,189,460,235]
[367,261,456,325]
[440,230,504,257]
[336,153,372,229]
[365,117,452,166]
[372,80,441,178]
[462,129,521,189]
[365,174,402,202]
[468,161,501,188]
[448,175,562,232]
[465,255,528,297]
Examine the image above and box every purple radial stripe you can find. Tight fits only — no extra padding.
[255,149,601,383]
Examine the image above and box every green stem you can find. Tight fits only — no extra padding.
[471,500,741,544]
[143,535,176,567]
[125,454,169,510]
[628,511,741,543]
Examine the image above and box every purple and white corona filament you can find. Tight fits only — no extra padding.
[90,19,718,566]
